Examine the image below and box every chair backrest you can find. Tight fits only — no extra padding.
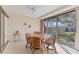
[45,35,56,46]
[31,36,43,49]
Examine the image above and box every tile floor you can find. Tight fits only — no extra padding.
[3,39,67,54]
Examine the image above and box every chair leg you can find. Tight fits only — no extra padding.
[32,49,35,54]
[55,48,57,53]
[43,44,47,51]
[53,46,57,53]
[46,45,49,52]
[26,43,29,48]
[30,43,32,50]
[26,44,27,48]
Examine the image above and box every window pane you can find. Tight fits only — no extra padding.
[58,11,76,49]
[44,17,57,37]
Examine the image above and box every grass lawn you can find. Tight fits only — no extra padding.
[63,32,75,35]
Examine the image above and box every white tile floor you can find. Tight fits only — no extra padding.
[3,39,32,54]
[3,39,67,54]
[60,44,79,54]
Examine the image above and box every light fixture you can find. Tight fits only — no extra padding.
[27,5,36,12]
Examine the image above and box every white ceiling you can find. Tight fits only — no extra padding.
[2,5,66,18]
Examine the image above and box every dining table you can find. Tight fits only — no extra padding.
[30,34,44,41]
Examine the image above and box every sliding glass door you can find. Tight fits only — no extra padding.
[44,11,76,49]
[58,11,76,49]
[44,17,57,37]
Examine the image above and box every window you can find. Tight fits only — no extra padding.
[44,17,57,36]
[58,11,76,49]
[44,11,76,49]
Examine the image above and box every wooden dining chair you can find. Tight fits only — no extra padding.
[31,36,44,54]
[45,35,57,53]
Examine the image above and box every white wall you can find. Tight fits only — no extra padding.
[6,13,40,41]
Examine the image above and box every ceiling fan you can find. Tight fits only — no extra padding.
[27,5,36,12]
